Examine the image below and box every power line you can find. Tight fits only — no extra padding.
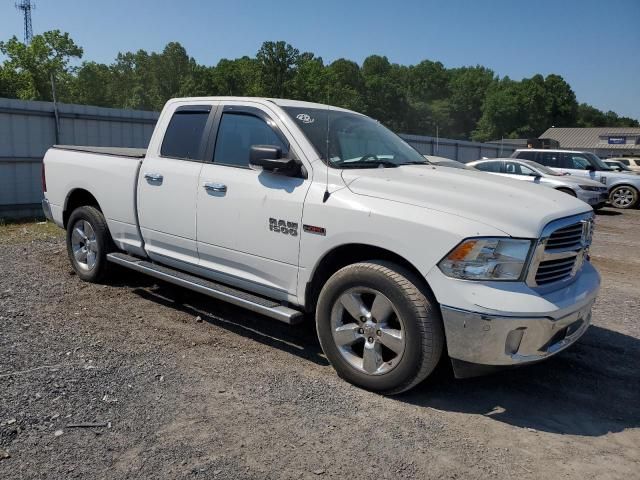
[15,0,35,44]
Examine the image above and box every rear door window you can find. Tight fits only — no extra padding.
[474,161,502,172]
[515,151,536,161]
[160,107,211,160]
[505,162,535,176]
[213,113,287,168]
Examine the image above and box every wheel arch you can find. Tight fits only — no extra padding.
[63,189,102,228]
[304,243,435,314]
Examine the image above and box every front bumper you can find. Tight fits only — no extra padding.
[577,190,608,206]
[441,300,594,366]
[432,261,600,367]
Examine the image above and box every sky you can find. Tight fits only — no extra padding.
[1,0,639,119]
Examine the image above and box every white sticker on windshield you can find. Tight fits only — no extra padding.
[296,113,315,124]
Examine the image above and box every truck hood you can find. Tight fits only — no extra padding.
[342,165,591,238]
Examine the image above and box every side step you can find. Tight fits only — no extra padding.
[107,252,304,325]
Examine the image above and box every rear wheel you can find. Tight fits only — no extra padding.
[316,261,444,395]
[66,206,114,282]
[609,185,639,209]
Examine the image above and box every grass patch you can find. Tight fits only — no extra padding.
[0,219,64,245]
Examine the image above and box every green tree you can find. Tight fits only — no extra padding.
[325,59,364,111]
[287,52,327,102]
[211,56,262,96]
[0,30,83,101]
[361,55,408,130]
[544,74,577,127]
[447,66,494,138]
[256,41,299,97]
[71,61,114,107]
[472,77,522,141]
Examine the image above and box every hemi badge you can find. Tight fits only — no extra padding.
[303,225,326,236]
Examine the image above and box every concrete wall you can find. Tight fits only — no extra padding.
[1,98,514,220]
[0,98,158,219]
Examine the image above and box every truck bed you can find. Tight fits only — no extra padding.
[52,145,147,158]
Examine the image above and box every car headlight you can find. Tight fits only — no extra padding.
[438,238,533,281]
[579,185,604,191]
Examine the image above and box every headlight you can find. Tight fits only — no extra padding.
[578,185,604,191]
[438,238,533,281]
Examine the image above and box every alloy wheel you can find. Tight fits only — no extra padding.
[70,219,98,271]
[330,287,406,375]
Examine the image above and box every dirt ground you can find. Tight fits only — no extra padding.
[1,208,639,480]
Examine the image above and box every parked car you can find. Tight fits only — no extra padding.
[604,159,640,174]
[423,155,475,170]
[511,149,640,209]
[606,157,640,172]
[467,158,608,209]
[42,97,600,394]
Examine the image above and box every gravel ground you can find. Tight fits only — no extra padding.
[1,208,639,480]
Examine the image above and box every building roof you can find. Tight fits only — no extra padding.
[539,127,640,150]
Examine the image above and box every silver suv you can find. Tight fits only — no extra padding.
[512,149,640,209]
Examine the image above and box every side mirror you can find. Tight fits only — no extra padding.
[586,164,596,172]
[249,145,300,176]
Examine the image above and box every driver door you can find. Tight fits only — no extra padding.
[560,153,605,184]
[196,103,312,299]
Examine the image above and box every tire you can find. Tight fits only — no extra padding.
[609,185,639,209]
[316,261,444,395]
[66,206,114,282]
[556,187,577,197]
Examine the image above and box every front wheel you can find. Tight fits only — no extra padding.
[609,185,639,209]
[66,206,114,282]
[316,261,444,395]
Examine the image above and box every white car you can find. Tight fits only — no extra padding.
[41,97,600,394]
[468,158,609,209]
[512,149,640,209]
[423,155,474,170]
[604,159,640,174]
[607,157,640,172]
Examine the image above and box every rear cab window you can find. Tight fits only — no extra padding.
[160,106,211,160]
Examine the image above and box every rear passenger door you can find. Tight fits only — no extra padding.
[138,102,217,266]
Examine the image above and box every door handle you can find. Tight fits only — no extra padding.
[203,182,227,193]
[144,172,164,182]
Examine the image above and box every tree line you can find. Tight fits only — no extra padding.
[1,30,637,141]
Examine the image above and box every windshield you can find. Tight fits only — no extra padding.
[283,107,427,168]
[584,152,614,171]
[522,160,563,176]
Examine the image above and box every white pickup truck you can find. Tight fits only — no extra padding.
[42,97,600,394]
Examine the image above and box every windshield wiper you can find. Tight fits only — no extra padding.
[398,161,429,165]
[338,160,399,169]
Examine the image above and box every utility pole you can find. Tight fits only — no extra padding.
[15,0,35,44]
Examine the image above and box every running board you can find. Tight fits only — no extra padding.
[107,252,304,325]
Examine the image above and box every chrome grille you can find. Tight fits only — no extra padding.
[526,213,593,288]
[545,223,584,250]
[535,256,577,285]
